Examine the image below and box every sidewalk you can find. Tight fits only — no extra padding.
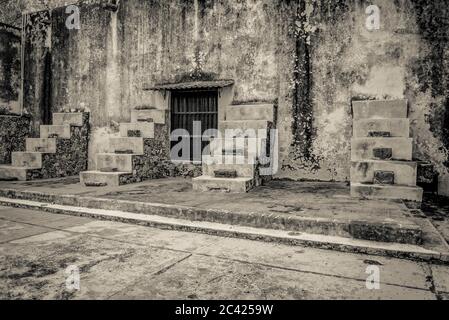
[1,205,448,300]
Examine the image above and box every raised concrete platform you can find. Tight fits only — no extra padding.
[0,178,448,262]
[0,177,442,244]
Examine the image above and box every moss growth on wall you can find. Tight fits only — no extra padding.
[0,115,31,164]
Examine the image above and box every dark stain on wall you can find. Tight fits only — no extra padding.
[0,23,20,108]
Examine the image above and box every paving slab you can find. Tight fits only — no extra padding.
[112,255,434,300]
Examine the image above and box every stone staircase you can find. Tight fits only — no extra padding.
[192,104,275,193]
[0,113,89,181]
[350,99,423,204]
[80,108,169,187]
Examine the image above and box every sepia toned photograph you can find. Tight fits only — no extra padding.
[0,0,448,306]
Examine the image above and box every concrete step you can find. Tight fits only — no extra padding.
[0,165,34,181]
[192,176,255,193]
[351,183,423,202]
[352,99,408,120]
[52,113,84,126]
[109,137,144,155]
[219,120,272,134]
[119,122,154,138]
[351,160,417,187]
[40,124,71,139]
[353,118,410,138]
[26,138,57,153]
[11,152,43,168]
[203,160,256,178]
[351,137,413,161]
[96,153,134,172]
[131,109,166,124]
[225,104,274,121]
[80,171,132,187]
[209,137,267,158]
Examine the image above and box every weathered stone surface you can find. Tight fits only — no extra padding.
[373,148,393,160]
[373,171,395,185]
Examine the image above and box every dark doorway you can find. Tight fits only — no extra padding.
[170,90,218,162]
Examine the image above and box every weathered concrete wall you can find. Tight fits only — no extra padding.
[278,0,449,182]
[0,23,21,114]
[21,0,449,181]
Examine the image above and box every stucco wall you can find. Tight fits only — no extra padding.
[21,0,449,181]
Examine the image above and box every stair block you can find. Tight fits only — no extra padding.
[80,171,130,187]
[0,166,31,181]
[52,113,84,126]
[11,152,43,168]
[131,109,166,125]
[119,122,155,138]
[40,125,71,139]
[109,137,144,155]
[96,153,133,172]
[351,160,417,187]
[25,138,57,153]
[353,118,410,138]
[192,176,255,193]
[352,99,408,120]
[351,137,413,161]
[350,183,423,202]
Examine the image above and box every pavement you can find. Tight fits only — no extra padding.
[1,205,449,300]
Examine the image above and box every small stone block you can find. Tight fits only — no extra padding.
[373,148,392,160]
[127,130,141,137]
[137,118,154,123]
[99,167,118,173]
[48,134,59,138]
[115,150,134,154]
[374,171,395,185]
[368,131,391,137]
[214,170,238,178]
